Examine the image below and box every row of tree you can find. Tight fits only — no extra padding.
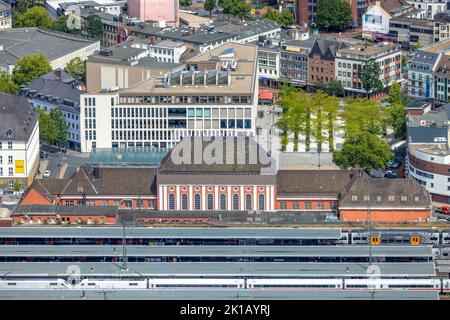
[276,83,407,172]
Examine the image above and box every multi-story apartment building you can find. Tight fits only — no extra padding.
[19,70,83,150]
[433,53,450,101]
[0,0,11,30]
[407,39,450,99]
[406,104,450,203]
[253,37,281,88]
[309,39,346,86]
[389,15,435,49]
[0,92,40,194]
[297,0,371,26]
[407,0,447,20]
[335,42,402,97]
[280,38,315,88]
[434,11,450,43]
[80,43,259,152]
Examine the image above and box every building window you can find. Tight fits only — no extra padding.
[181,194,188,210]
[8,155,12,164]
[232,194,239,210]
[414,196,420,202]
[8,168,13,176]
[7,141,12,149]
[388,196,395,202]
[351,195,358,202]
[168,194,175,210]
[258,194,265,211]
[317,202,324,210]
[279,201,287,210]
[364,195,370,202]
[304,202,311,210]
[401,196,407,202]
[220,194,226,210]
[246,194,252,210]
[293,202,299,210]
[194,194,201,210]
[207,194,214,210]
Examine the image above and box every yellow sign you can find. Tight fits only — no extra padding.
[15,160,24,174]
[251,8,255,15]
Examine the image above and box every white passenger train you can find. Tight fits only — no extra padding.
[1,278,449,293]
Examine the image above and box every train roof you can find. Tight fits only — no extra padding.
[0,227,342,239]
[0,245,433,257]
[0,262,436,277]
[0,289,439,300]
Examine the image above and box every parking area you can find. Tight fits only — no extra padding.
[37,148,89,180]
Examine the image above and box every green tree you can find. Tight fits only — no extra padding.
[388,103,407,139]
[51,15,83,35]
[15,6,52,28]
[36,108,59,145]
[14,0,46,14]
[333,131,393,172]
[387,81,408,106]
[64,57,85,82]
[360,57,384,97]
[326,80,345,97]
[50,108,68,146]
[315,0,352,31]
[312,91,328,153]
[12,54,52,86]
[85,15,103,40]
[0,72,19,94]
[219,0,250,19]
[204,0,216,18]
[180,0,192,9]
[262,7,294,27]
[343,98,387,136]
[280,135,289,152]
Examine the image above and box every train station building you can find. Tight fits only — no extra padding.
[17,137,432,224]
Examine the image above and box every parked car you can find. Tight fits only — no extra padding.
[384,170,397,178]
[43,170,51,178]
[387,159,401,169]
[437,206,450,215]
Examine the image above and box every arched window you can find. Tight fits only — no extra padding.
[246,194,252,210]
[220,194,226,210]
[258,194,265,211]
[232,194,239,210]
[207,194,214,210]
[181,194,188,210]
[194,194,201,210]
[168,194,175,210]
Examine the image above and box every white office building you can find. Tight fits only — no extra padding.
[80,43,259,152]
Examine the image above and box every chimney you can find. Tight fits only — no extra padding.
[55,69,62,82]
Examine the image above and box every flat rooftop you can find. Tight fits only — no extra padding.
[0,245,433,257]
[0,262,436,277]
[421,38,450,53]
[407,108,448,127]
[337,43,400,57]
[0,227,342,239]
[120,43,257,95]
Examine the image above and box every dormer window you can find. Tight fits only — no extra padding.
[401,196,407,202]
[351,195,358,202]
[388,196,395,202]
[6,129,13,138]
